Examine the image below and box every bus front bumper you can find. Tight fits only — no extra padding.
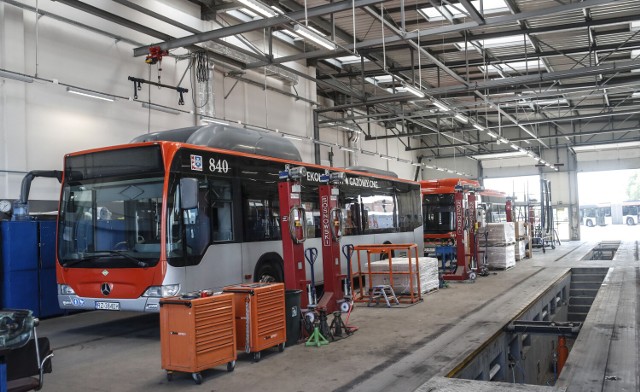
[58,295,161,312]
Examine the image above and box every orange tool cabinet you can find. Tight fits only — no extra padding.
[223,283,286,362]
[159,292,237,384]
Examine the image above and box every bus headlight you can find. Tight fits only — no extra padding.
[143,284,180,298]
[58,284,76,295]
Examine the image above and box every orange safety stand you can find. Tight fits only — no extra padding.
[351,243,422,304]
[160,293,237,385]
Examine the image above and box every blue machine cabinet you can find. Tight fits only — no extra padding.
[1,220,62,318]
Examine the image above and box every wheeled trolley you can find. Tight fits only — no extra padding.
[223,283,286,362]
[160,292,237,384]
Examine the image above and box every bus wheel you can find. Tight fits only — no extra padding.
[255,262,283,283]
[627,217,635,226]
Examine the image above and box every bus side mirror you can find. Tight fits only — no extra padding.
[180,178,198,210]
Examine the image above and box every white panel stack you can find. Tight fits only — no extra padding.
[486,245,516,269]
[514,221,526,239]
[479,223,517,269]
[478,222,516,246]
[369,257,439,294]
[515,240,526,261]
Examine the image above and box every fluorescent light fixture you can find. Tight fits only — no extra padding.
[471,151,527,160]
[283,134,302,141]
[486,131,498,138]
[424,165,435,169]
[403,84,425,98]
[339,125,361,133]
[412,162,423,166]
[432,100,449,111]
[67,87,115,102]
[270,5,285,14]
[313,140,334,147]
[237,0,276,17]
[380,155,394,160]
[239,7,259,17]
[141,102,180,115]
[473,123,485,131]
[436,167,445,172]
[201,118,228,125]
[0,69,34,83]
[571,140,640,152]
[499,137,508,144]
[361,150,378,156]
[293,25,336,50]
[510,144,520,150]
[398,158,412,163]
[340,146,356,152]
[539,159,546,164]
[454,113,468,123]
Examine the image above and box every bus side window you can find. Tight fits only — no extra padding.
[185,179,211,255]
[211,179,233,242]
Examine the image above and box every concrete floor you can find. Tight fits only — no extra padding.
[38,238,639,392]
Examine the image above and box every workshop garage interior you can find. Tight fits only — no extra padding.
[0,0,639,391]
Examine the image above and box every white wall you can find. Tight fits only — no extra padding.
[0,1,419,204]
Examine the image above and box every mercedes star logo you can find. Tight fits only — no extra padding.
[101,283,112,296]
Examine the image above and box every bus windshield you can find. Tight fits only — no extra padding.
[58,146,165,268]
[423,194,456,233]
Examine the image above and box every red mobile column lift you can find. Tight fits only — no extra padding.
[316,170,346,314]
[443,183,479,281]
[278,165,309,309]
[506,197,514,222]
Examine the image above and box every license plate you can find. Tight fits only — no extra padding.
[95,301,120,311]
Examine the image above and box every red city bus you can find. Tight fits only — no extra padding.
[420,178,480,250]
[420,178,482,280]
[56,125,422,312]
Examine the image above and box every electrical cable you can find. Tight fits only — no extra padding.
[195,51,209,82]
[190,51,210,109]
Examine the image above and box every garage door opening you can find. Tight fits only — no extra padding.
[578,169,640,242]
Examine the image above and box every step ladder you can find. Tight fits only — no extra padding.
[367,285,400,307]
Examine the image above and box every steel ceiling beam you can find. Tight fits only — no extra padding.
[262,0,624,65]
[132,0,384,57]
[362,5,547,147]
[458,0,485,25]
[317,40,640,80]
[52,0,246,68]
[56,0,369,102]
[425,59,640,96]
[414,125,640,156]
